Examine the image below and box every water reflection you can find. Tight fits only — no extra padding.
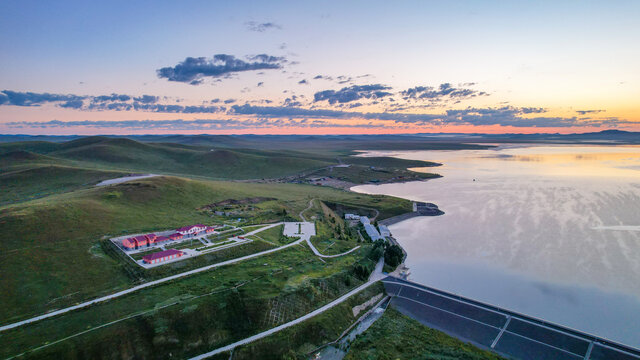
[352,144,640,347]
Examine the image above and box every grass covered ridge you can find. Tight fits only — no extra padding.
[0,176,411,323]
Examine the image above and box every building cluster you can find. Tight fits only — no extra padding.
[345,214,389,242]
[122,233,169,249]
[122,224,217,250]
[176,224,216,235]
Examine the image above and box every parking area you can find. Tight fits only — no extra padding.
[283,221,316,239]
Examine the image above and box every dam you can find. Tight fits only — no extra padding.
[382,276,640,360]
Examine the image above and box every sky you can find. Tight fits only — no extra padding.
[1,0,639,135]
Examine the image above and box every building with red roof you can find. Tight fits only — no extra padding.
[133,235,148,247]
[154,235,170,243]
[205,226,216,233]
[145,233,157,242]
[169,233,183,240]
[142,249,184,264]
[122,237,137,249]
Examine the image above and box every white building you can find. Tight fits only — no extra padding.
[345,213,360,220]
[360,216,371,225]
[176,224,207,235]
[364,223,382,241]
[378,225,391,237]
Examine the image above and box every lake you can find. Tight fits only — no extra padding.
[352,144,640,347]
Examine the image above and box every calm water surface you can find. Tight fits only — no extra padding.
[352,144,640,347]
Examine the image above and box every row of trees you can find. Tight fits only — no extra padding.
[353,240,404,280]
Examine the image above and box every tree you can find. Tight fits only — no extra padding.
[384,244,404,268]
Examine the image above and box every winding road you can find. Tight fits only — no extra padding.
[299,199,362,258]
[190,258,386,360]
[0,223,290,333]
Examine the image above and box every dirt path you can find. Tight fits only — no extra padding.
[299,198,315,222]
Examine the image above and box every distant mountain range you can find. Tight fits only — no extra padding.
[0,130,638,146]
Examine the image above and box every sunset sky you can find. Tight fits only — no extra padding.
[1,0,639,135]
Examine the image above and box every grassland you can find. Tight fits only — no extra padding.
[305,155,442,185]
[310,200,361,255]
[0,137,335,181]
[251,224,286,245]
[0,176,410,324]
[0,136,447,209]
[0,243,372,359]
[345,307,506,360]
[230,282,386,360]
[0,150,129,205]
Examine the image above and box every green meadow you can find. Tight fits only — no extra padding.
[0,175,410,324]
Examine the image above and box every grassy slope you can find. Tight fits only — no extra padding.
[0,150,130,205]
[0,137,444,206]
[310,200,361,255]
[0,244,371,359]
[231,282,386,360]
[1,136,335,181]
[252,224,286,245]
[345,307,506,360]
[0,176,410,323]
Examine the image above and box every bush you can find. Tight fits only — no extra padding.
[353,260,374,280]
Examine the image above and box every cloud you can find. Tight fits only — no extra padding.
[133,95,159,104]
[401,83,488,101]
[156,54,287,84]
[245,21,282,32]
[93,94,131,102]
[0,90,227,114]
[5,118,380,131]
[59,100,85,109]
[313,84,393,104]
[576,109,605,115]
[0,90,86,106]
[230,104,626,128]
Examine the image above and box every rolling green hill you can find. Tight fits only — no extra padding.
[1,136,443,206]
[1,136,335,180]
[0,150,130,205]
[0,175,411,323]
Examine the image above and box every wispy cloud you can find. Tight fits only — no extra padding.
[245,21,282,32]
[401,83,488,101]
[231,104,625,128]
[0,90,223,114]
[313,84,393,104]
[156,54,287,85]
[576,109,605,115]
[5,118,380,131]
[0,90,86,106]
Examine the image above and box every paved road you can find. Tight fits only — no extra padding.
[190,262,384,360]
[298,199,363,258]
[0,222,291,333]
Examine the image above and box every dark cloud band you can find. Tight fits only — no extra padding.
[156,54,286,85]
